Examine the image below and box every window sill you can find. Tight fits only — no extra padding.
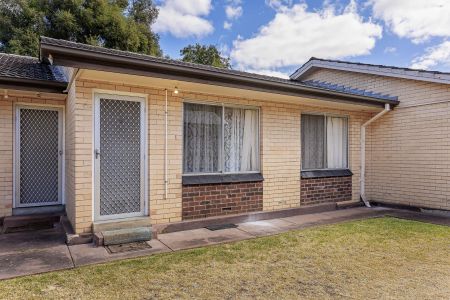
[301,169,353,179]
[182,173,264,186]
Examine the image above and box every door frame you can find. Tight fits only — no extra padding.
[93,92,148,221]
[13,103,65,208]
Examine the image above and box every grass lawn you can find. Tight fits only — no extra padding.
[0,217,449,299]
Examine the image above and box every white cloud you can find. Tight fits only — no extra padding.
[230,2,382,70]
[225,5,243,19]
[410,41,450,70]
[246,69,290,79]
[223,0,243,30]
[384,46,396,54]
[218,43,230,56]
[265,0,293,10]
[153,0,213,38]
[224,21,232,30]
[370,0,450,43]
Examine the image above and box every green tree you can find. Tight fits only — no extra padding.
[180,44,231,69]
[0,0,162,57]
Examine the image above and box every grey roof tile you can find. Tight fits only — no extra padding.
[0,53,67,83]
[302,80,398,101]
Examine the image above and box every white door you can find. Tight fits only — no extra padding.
[94,93,146,221]
[15,106,63,207]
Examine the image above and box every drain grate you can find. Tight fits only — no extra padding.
[205,223,238,231]
[106,241,152,254]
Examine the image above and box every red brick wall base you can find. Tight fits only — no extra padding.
[300,176,352,205]
[182,182,263,220]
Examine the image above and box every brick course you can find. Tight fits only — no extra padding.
[182,182,263,220]
[300,176,352,205]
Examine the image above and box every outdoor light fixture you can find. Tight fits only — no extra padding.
[173,86,179,94]
[3,89,8,99]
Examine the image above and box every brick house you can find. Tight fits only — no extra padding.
[0,37,448,242]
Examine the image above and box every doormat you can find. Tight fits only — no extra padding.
[205,223,238,231]
[106,241,152,254]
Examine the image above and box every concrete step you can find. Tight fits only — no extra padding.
[60,215,93,246]
[2,213,62,234]
[93,217,152,233]
[12,205,65,216]
[94,227,152,246]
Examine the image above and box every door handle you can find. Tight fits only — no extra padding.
[95,149,101,159]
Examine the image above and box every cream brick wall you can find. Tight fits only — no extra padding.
[0,94,65,219]
[67,80,96,233]
[68,78,370,233]
[65,84,76,228]
[304,68,450,210]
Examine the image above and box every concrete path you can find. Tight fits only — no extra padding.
[0,225,73,280]
[0,207,449,280]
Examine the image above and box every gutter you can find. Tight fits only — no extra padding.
[0,76,67,93]
[360,103,391,207]
[40,42,399,108]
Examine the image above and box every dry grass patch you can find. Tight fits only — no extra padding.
[0,217,449,299]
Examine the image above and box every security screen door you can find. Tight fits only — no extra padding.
[94,94,146,221]
[16,106,63,207]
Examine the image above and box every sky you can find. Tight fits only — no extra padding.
[152,0,450,78]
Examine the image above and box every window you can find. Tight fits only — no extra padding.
[183,103,259,174]
[301,114,348,170]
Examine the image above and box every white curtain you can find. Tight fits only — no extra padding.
[301,114,325,169]
[183,103,221,173]
[224,108,258,172]
[327,117,348,168]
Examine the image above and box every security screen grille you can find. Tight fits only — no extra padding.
[19,108,59,205]
[99,98,142,216]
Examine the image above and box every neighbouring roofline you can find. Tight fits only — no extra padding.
[290,57,450,85]
[39,37,399,108]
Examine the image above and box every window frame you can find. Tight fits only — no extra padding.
[301,112,349,171]
[182,100,261,175]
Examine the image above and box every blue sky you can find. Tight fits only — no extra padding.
[153,0,450,78]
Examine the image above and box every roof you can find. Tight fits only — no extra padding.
[40,37,294,85]
[39,37,398,107]
[0,53,66,83]
[290,57,450,84]
[0,53,67,92]
[303,80,398,102]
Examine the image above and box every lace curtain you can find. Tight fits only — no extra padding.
[183,103,222,173]
[183,103,259,173]
[224,108,258,172]
[327,116,348,168]
[301,114,325,169]
[301,114,347,169]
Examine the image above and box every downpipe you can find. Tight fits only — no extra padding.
[164,89,168,200]
[360,103,391,207]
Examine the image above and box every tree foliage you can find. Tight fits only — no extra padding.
[180,44,231,69]
[0,0,162,57]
